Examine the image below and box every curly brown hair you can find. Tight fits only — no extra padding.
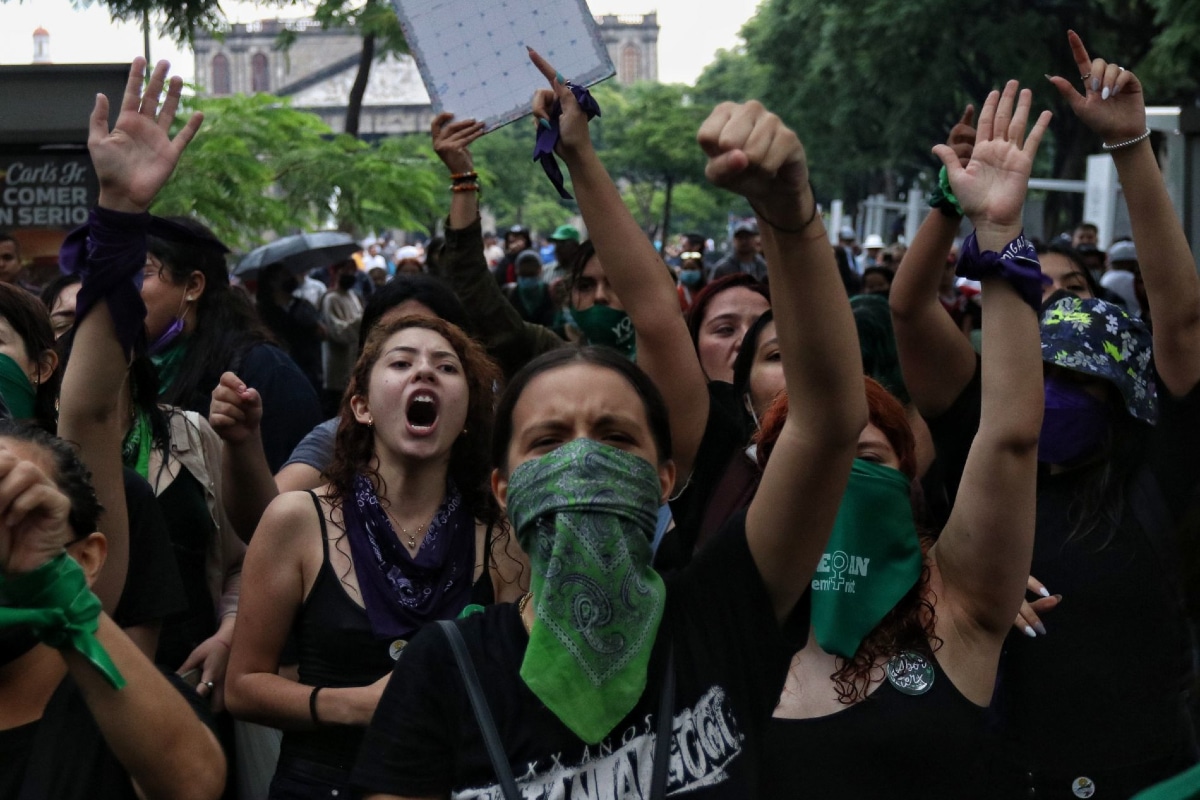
[756,377,940,704]
[323,315,503,531]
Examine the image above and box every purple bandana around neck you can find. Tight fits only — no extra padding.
[532,83,602,200]
[342,474,475,640]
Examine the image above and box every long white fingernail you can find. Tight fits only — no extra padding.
[1033,622,1047,635]
[1092,77,1100,92]
[1112,84,1121,97]
[1024,626,1037,638]
[1039,587,1050,598]
[1101,86,1111,100]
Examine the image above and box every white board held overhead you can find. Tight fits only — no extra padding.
[389,0,615,131]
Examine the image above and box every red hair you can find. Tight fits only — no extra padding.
[755,376,937,705]
[756,376,916,480]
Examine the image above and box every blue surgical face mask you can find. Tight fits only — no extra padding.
[517,276,543,291]
[679,268,703,287]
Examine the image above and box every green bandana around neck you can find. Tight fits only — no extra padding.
[570,304,636,360]
[121,408,153,479]
[505,438,665,744]
[149,337,188,396]
[0,353,36,421]
[810,458,923,659]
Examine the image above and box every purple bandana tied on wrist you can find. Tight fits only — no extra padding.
[532,83,602,200]
[957,230,1050,312]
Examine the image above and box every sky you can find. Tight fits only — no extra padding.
[0,0,762,86]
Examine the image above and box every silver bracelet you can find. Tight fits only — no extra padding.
[1101,127,1151,152]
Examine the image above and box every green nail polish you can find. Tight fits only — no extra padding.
[539,118,552,129]
[555,71,565,84]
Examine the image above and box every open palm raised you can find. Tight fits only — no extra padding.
[89,57,203,214]
[933,81,1051,234]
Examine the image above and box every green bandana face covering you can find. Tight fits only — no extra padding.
[0,353,36,421]
[505,438,665,744]
[569,304,636,360]
[810,458,923,659]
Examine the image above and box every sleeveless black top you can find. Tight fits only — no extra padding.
[760,651,990,799]
[279,492,496,772]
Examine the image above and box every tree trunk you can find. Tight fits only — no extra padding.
[345,33,376,137]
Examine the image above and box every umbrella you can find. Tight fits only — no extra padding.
[233,231,360,280]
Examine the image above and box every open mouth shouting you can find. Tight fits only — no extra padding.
[405,390,440,436]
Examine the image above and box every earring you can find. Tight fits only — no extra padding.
[461,427,469,436]
[367,418,374,428]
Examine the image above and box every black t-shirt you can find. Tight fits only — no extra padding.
[656,382,753,573]
[762,651,990,799]
[111,468,187,629]
[926,362,1200,783]
[0,672,213,800]
[179,342,322,474]
[352,513,804,799]
[154,469,219,671]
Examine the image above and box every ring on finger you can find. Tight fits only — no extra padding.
[204,681,215,689]
[1080,72,1091,80]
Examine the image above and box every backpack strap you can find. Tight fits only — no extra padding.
[437,620,521,800]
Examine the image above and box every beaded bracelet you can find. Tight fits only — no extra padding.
[450,171,478,183]
[451,183,480,193]
[1101,128,1151,152]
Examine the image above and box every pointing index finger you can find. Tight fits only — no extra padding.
[957,104,975,127]
[1067,30,1092,75]
[526,47,560,87]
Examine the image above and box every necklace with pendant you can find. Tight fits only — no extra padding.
[385,508,430,552]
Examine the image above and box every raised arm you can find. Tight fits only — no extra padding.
[528,50,712,483]
[431,113,565,375]
[890,106,981,417]
[1049,30,1200,397]
[58,58,202,613]
[928,83,1049,669]
[697,102,867,623]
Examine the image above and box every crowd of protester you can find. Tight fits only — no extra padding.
[1,30,1198,800]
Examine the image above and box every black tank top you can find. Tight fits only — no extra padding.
[279,492,498,772]
[760,651,990,799]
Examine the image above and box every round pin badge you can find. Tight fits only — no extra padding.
[388,639,408,660]
[885,650,935,696]
[1071,777,1095,798]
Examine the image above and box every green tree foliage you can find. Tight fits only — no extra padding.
[736,0,1200,224]
[471,119,576,232]
[152,92,440,250]
[589,82,718,243]
[692,46,769,107]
